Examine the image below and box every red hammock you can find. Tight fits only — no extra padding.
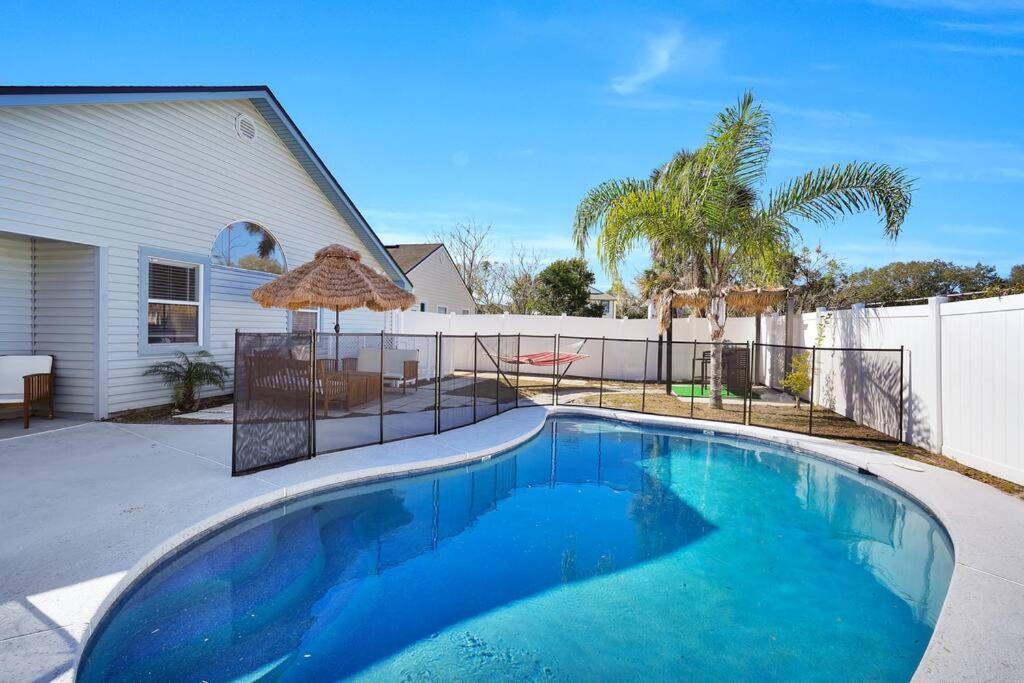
[500,351,589,367]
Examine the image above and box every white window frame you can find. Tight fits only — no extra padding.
[291,308,320,332]
[148,257,203,345]
[139,247,211,356]
[437,305,448,314]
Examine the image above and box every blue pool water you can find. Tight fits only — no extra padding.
[79,417,953,681]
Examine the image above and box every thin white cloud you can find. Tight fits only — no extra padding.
[829,239,1004,267]
[938,20,1024,34]
[610,27,720,95]
[601,95,720,111]
[937,224,1012,236]
[769,102,873,126]
[909,41,1024,56]
[875,0,1024,10]
[611,28,682,95]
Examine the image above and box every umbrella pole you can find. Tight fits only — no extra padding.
[334,308,340,366]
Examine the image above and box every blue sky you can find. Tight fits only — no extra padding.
[4,0,1023,288]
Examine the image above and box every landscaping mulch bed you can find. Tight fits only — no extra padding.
[108,395,233,425]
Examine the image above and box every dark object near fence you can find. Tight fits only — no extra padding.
[231,331,904,476]
[690,347,749,397]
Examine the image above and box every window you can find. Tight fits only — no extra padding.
[418,302,426,312]
[461,309,470,315]
[437,305,448,314]
[148,260,200,344]
[211,221,286,274]
[291,309,319,332]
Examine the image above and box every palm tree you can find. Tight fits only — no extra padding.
[574,92,913,408]
[144,350,229,412]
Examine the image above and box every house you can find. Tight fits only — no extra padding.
[0,85,412,419]
[385,243,476,315]
[588,286,618,318]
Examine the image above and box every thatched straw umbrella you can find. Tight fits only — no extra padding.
[252,244,415,342]
[725,287,788,315]
[661,286,788,325]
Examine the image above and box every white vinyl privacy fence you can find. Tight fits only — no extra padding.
[398,297,1024,486]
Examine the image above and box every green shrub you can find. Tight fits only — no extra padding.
[144,350,228,412]
[781,351,812,409]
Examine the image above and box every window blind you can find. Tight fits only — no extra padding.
[149,262,197,302]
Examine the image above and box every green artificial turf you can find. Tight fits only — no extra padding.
[671,383,752,399]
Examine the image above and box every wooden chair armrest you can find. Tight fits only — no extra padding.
[403,360,418,380]
[23,373,53,401]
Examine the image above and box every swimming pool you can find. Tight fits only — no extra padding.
[78,416,953,681]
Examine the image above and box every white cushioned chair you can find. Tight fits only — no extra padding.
[0,355,55,428]
[354,348,419,392]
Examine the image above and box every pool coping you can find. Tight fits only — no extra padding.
[74,406,1024,681]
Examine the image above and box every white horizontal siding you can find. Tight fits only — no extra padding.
[0,232,32,354]
[32,239,97,415]
[407,248,476,314]
[0,98,402,412]
[208,265,288,398]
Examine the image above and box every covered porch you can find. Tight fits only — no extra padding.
[0,230,102,428]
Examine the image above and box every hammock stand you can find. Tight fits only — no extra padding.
[497,338,590,390]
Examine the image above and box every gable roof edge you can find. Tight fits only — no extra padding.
[0,85,412,290]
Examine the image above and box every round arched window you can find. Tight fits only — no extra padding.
[211,221,286,274]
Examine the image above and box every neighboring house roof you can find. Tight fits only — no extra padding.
[385,242,475,306]
[588,286,616,302]
[385,243,443,273]
[0,85,412,290]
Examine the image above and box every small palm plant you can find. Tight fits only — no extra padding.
[144,351,229,412]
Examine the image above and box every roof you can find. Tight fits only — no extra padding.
[384,243,443,273]
[0,85,412,290]
[588,286,616,301]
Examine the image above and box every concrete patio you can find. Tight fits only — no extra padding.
[0,410,547,681]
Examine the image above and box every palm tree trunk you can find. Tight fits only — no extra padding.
[707,294,726,409]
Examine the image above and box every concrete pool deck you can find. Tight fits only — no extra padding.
[1,407,1022,680]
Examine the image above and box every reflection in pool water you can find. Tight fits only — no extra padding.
[79,417,952,681]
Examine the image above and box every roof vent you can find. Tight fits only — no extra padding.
[234,113,258,142]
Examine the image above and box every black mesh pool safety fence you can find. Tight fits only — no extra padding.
[232,331,314,475]
[232,332,905,475]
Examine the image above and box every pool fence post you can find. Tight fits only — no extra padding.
[898,345,905,443]
[641,338,650,413]
[746,341,755,426]
[434,331,441,434]
[808,345,817,435]
[552,334,559,405]
[310,329,317,458]
[515,334,521,408]
[231,329,239,476]
[496,333,502,410]
[599,336,606,409]
[379,330,385,444]
[690,340,697,418]
[473,333,478,424]
[665,316,673,395]
[745,339,753,423]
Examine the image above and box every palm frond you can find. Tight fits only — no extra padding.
[764,162,914,239]
[572,178,651,252]
[706,91,774,190]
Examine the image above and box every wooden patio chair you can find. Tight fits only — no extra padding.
[0,355,55,428]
